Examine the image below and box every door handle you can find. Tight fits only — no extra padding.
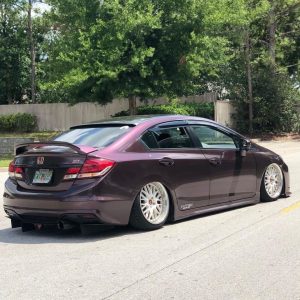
[159,157,174,167]
[208,157,222,166]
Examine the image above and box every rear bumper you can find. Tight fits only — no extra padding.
[3,181,133,226]
[4,207,101,226]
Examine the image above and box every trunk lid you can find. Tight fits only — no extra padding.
[13,142,97,192]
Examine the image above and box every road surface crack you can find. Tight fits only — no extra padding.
[102,211,280,300]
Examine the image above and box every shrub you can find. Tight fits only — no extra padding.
[113,100,214,119]
[0,113,37,133]
[232,67,300,134]
[0,115,14,132]
[294,114,300,133]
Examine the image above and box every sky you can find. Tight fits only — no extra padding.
[33,2,51,16]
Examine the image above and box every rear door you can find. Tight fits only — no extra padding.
[141,122,210,210]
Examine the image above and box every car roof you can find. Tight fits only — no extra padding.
[69,114,246,153]
[70,114,245,138]
[70,115,208,129]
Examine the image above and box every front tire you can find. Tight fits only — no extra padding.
[129,182,170,230]
[260,163,284,202]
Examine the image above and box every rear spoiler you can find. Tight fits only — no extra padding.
[15,141,91,156]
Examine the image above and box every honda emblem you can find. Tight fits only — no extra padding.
[37,157,44,165]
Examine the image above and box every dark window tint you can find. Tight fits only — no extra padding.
[141,131,159,148]
[142,127,193,149]
[191,125,237,149]
[54,126,132,148]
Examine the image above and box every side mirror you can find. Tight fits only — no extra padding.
[240,139,251,157]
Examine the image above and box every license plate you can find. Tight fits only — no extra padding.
[32,169,53,184]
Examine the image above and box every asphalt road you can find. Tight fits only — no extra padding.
[0,140,300,300]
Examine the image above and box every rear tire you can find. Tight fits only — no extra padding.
[260,163,283,202]
[129,182,170,230]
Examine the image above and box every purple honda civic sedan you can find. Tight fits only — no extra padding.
[3,115,290,232]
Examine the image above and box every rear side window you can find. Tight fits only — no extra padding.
[54,126,132,148]
[141,127,193,149]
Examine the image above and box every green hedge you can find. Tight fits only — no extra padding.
[113,101,214,119]
[0,113,37,133]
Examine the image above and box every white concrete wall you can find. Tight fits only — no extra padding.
[0,94,233,131]
[214,100,236,128]
[0,99,160,131]
[0,102,112,131]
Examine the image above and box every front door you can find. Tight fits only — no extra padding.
[189,124,257,205]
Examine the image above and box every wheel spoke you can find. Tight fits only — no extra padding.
[138,182,170,225]
[264,164,283,199]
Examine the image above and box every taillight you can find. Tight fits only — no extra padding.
[8,161,15,178]
[63,158,115,180]
[63,167,81,180]
[8,161,23,180]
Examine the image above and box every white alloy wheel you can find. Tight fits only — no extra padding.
[139,182,169,225]
[264,163,283,199]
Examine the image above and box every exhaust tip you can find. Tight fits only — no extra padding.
[34,224,43,230]
[58,221,75,230]
[58,221,64,230]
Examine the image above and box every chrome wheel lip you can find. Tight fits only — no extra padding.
[264,163,283,199]
[139,182,169,225]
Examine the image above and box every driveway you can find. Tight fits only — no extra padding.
[0,140,300,300]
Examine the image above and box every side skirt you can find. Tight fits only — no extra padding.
[173,195,260,222]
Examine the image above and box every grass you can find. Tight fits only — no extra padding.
[0,131,60,140]
[0,132,60,168]
[0,155,13,168]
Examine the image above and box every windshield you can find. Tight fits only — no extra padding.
[54,126,132,148]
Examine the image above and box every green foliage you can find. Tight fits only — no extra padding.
[0,1,29,104]
[218,0,300,133]
[136,105,191,117]
[0,1,53,104]
[232,69,300,133]
[294,115,300,133]
[40,0,245,103]
[0,113,37,133]
[113,100,214,119]
[0,0,299,134]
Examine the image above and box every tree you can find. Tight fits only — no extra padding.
[219,0,300,133]
[41,0,244,114]
[27,0,36,103]
[39,0,103,103]
[0,0,50,104]
[0,0,29,104]
[267,0,300,71]
[1,0,298,132]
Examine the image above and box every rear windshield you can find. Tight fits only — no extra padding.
[54,126,132,148]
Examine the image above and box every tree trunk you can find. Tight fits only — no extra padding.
[245,30,253,135]
[268,0,276,69]
[28,0,36,103]
[2,4,12,104]
[6,76,12,104]
[129,95,137,115]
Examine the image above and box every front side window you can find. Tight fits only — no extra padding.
[191,125,237,149]
[141,127,193,149]
[54,126,132,148]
